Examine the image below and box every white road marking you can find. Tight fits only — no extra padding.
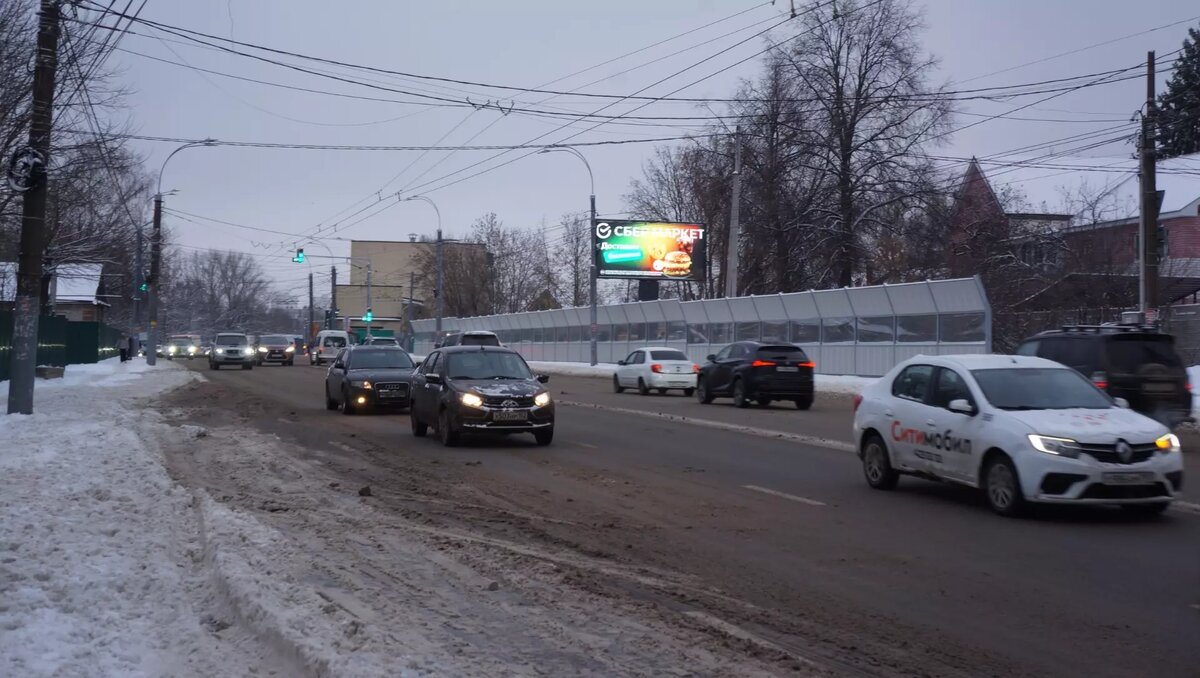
[1170,500,1200,515]
[743,484,826,507]
[559,400,856,453]
[328,441,358,454]
[276,417,293,425]
[573,441,598,449]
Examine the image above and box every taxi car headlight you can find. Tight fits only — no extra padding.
[1027,434,1080,458]
[285,345,295,353]
[534,391,551,408]
[460,392,484,408]
[1155,433,1180,454]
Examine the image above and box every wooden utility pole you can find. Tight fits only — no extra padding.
[7,0,61,415]
[1139,50,1160,317]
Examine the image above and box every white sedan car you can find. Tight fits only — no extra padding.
[613,347,698,396]
[852,354,1185,517]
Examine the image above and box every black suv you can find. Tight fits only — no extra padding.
[697,342,815,409]
[1015,325,1190,427]
[410,345,554,447]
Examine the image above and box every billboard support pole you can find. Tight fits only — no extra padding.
[589,193,598,366]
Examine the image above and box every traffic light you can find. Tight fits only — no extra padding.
[292,248,305,263]
[138,281,148,292]
[363,308,373,323]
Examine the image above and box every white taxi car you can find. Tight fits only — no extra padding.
[613,347,698,396]
[852,354,1185,517]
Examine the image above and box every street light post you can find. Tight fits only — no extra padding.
[539,147,597,366]
[147,139,217,366]
[404,196,443,333]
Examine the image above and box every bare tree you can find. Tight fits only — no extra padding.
[163,250,277,334]
[553,212,590,308]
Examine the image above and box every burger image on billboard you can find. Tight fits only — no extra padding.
[593,220,706,280]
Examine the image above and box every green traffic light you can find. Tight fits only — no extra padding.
[139,282,148,292]
[292,249,305,263]
[364,308,373,322]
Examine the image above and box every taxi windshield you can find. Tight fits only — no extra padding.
[971,367,1112,410]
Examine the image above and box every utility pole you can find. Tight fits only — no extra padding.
[307,272,314,345]
[365,261,373,338]
[145,194,163,365]
[589,193,598,366]
[435,228,444,333]
[725,125,742,299]
[1139,51,1160,318]
[133,222,143,334]
[408,269,416,349]
[330,265,337,329]
[7,0,61,415]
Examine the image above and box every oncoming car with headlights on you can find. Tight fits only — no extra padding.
[853,355,1185,517]
[254,334,296,366]
[324,345,416,414]
[165,336,199,360]
[208,333,255,370]
[410,346,554,447]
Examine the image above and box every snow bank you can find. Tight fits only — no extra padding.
[526,360,878,394]
[0,361,257,677]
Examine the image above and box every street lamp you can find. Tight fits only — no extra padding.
[147,138,218,366]
[404,195,444,334]
[539,147,598,366]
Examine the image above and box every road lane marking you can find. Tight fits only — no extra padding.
[559,400,856,453]
[276,417,293,425]
[328,441,358,454]
[1171,500,1200,515]
[743,485,826,507]
[573,441,598,449]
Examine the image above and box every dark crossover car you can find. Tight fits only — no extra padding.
[255,334,296,366]
[410,345,554,447]
[697,342,815,409]
[1016,325,1191,428]
[324,346,416,414]
[208,332,254,370]
[435,331,502,348]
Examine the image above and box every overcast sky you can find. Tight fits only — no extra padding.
[93,0,1198,300]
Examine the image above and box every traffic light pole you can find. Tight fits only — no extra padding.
[308,272,314,344]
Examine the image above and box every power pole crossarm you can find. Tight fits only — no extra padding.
[8,0,61,415]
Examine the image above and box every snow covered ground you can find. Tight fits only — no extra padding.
[525,360,877,395]
[0,359,290,677]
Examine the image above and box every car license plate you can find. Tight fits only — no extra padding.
[493,410,527,422]
[1143,383,1175,393]
[1102,472,1154,485]
[777,366,799,372]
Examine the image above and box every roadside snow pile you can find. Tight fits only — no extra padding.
[527,360,877,394]
[815,374,878,395]
[0,360,271,677]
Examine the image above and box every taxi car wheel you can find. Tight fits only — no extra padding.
[411,413,428,437]
[534,427,554,446]
[438,409,461,447]
[613,375,625,393]
[732,380,749,408]
[325,386,338,411]
[1121,502,1170,517]
[637,378,650,395]
[862,435,899,490]
[696,380,714,404]
[984,455,1025,517]
[683,388,695,397]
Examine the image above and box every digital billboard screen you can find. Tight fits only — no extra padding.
[593,220,706,281]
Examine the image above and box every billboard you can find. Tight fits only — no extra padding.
[593,220,706,281]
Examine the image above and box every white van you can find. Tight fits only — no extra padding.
[310,330,352,365]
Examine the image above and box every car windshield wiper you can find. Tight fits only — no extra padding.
[998,405,1045,411]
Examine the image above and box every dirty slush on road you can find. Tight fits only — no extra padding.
[151,377,1016,677]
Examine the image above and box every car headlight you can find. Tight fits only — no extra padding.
[258,346,268,353]
[534,391,551,407]
[1155,433,1181,454]
[215,348,224,354]
[168,345,177,353]
[1028,434,1080,458]
[188,346,197,354]
[460,392,484,408]
[285,345,295,353]
[243,347,254,356]
[352,380,372,390]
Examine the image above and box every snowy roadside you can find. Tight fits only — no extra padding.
[0,359,290,677]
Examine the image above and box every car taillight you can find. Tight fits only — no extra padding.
[853,394,863,412]
[651,363,664,373]
[798,361,815,369]
[1091,371,1108,390]
[692,364,700,373]
[751,360,776,367]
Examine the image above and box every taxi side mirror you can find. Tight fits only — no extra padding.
[1113,397,1131,409]
[948,399,975,415]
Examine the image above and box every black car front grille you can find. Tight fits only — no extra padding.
[483,395,534,408]
[1077,443,1156,465]
[375,382,409,398]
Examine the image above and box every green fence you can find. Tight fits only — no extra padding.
[0,313,117,382]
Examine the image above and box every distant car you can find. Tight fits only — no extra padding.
[410,345,553,447]
[853,354,1185,517]
[1016,324,1191,428]
[436,331,501,348]
[255,334,296,366]
[164,337,199,360]
[324,346,416,414]
[364,336,401,347]
[696,342,814,409]
[310,330,351,366]
[614,347,698,396]
[209,333,254,370]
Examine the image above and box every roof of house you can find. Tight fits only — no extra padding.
[962,153,1200,224]
[0,262,107,306]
